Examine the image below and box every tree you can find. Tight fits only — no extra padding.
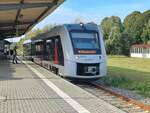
[121,32,132,55]
[143,10,150,24]
[141,10,150,44]
[42,24,57,33]
[101,16,123,40]
[101,16,124,54]
[17,37,27,55]
[141,19,150,44]
[124,11,144,44]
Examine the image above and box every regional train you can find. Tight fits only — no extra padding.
[23,23,107,79]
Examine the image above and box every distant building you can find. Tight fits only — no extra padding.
[130,44,150,58]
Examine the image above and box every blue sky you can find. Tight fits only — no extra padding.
[7,0,150,42]
[35,0,150,29]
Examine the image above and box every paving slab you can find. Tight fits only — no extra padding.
[0,60,126,113]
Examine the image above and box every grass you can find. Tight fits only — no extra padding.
[102,55,150,97]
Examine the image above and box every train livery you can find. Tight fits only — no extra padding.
[23,23,107,79]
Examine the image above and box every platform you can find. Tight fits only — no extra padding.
[0,60,125,113]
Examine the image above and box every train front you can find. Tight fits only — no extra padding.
[63,23,107,79]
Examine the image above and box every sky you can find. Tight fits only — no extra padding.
[6,0,150,42]
[35,0,150,29]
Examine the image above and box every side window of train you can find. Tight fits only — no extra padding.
[35,41,44,56]
[31,43,36,56]
[46,39,53,61]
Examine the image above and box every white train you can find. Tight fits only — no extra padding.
[23,23,107,79]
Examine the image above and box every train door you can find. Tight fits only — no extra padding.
[53,36,64,66]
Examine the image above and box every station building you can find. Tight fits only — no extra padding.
[130,44,150,58]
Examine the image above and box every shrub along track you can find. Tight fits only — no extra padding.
[71,80,150,113]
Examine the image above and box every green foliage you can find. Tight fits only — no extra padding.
[147,40,150,44]
[101,16,123,40]
[124,11,144,44]
[107,27,123,54]
[17,37,28,55]
[101,10,150,55]
[121,32,132,55]
[42,24,57,33]
[143,10,150,24]
[141,19,150,43]
[101,16,124,54]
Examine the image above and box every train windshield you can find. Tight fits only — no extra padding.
[70,32,100,49]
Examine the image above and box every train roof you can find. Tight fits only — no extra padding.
[31,23,99,41]
[65,23,99,31]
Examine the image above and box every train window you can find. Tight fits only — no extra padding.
[35,41,44,57]
[70,31,101,54]
[46,39,54,61]
[71,32,99,49]
[36,45,41,52]
[31,43,36,56]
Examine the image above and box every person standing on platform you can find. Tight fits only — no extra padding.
[4,48,7,59]
[12,46,18,64]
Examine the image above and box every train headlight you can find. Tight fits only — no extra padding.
[80,23,84,27]
[75,56,79,60]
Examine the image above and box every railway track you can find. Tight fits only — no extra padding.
[71,80,150,113]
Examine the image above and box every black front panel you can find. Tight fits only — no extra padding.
[77,63,100,76]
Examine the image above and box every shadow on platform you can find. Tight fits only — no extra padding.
[0,59,20,81]
[0,59,59,81]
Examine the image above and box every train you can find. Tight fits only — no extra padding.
[23,23,107,79]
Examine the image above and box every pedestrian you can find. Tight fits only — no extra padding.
[4,48,7,59]
[12,46,18,64]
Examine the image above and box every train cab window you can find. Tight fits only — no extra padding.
[70,31,101,54]
[71,32,99,49]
